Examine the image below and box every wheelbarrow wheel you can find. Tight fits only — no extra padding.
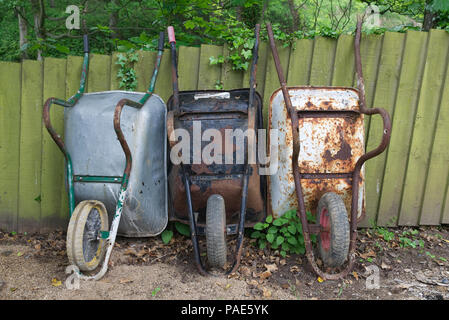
[66,200,109,272]
[206,194,227,268]
[316,192,350,268]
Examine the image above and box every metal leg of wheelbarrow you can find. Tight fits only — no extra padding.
[182,165,250,276]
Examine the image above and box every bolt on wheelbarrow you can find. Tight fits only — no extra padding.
[265,17,391,280]
[43,28,168,280]
[165,25,266,275]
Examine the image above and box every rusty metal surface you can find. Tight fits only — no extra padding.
[268,87,365,220]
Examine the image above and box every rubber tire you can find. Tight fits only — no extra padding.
[66,200,109,272]
[316,192,350,268]
[206,194,227,268]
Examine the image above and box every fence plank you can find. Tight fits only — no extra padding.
[197,45,223,90]
[442,184,449,224]
[243,41,269,101]
[263,41,290,126]
[154,49,172,102]
[17,60,43,233]
[40,57,67,232]
[399,29,449,226]
[332,34,355,86]
[364,32,405,227]
[178,46,200,91]
[419,56,449,225]
[309,37,337,86]
[357,34,383,146]
[0,62,21,233]
[377,31,428,226]
[136,51,157,93]
[221,44,243,90]
[287,39,314,85]
[110,52,121,91]
[87,54,111,92]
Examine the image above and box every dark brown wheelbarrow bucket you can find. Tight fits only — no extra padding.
[166,25,266,275]
[266,17,392,280]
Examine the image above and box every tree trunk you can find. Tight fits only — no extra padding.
[17,6,29,59]
[30,0,46,61]
[109,0,120,39]
[287,0,300,31]
[423,0,436,31]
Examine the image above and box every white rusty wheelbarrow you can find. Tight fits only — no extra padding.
[266,17,391,279]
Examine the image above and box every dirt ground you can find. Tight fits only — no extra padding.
[0,225,448,300]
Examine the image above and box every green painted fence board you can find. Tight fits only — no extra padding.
[332,34,355,86]
[40,57,67,232]
[178,46,200,91]
[110,52,121,91]
[87,54,111,93]
[442,184,449,224]
[154,49,172,102]
[419,57,449,225]
[60,56,84,222]
[17,60,43,233]
[357,34,383,146]
[263,41,290,126]
[364,32,405,227]
[287,39,314,85]
[221,44,243,90]
[243,41,269,100]
[198,45,223,90]
[377,31,428,227]
[0,62,21,233]
[399,29,449,226]
[309,37,337,86]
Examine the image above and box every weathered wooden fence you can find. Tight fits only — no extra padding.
[1,29,449,233]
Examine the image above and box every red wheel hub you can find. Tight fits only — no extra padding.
[320,207,330,251]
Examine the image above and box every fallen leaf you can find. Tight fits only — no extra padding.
[225,283,231,290]
[17,252,23,257]
[290,266,300,273]
[280,259,286,266]
[317,277,324,283]
[381,261,391,270]
[352,271,359,281]
[259,271,272,280]
[34,244,41,250]
[264,264,278,273]
[51,278,62,287]
[262,287,271,298]
[359,250,376,259]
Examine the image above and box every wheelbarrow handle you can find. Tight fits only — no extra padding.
[167,26,176,44]
[158,31,165,51]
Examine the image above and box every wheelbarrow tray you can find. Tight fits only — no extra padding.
[166,89,266,231]
[268,86,365,220]
[64,91,168,237]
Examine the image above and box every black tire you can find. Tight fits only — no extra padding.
[206,194,227,268]
[316,192,350,268]
[66,200,109,271]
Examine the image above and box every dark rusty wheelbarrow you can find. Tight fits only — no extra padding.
[165,25,266,275]
[266,17,391,280]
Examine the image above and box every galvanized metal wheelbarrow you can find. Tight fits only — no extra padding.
[165,25,266,275]
[43,30,168,280]
[266,17,391,280]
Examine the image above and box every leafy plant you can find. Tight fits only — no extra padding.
[116,48,138,91]
[251,210,316,257]
[151,287,161,297]
[161,230,173,244]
